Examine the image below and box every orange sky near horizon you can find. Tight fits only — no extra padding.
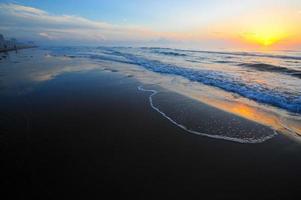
[160,8,301,50]
[207,9,301,49]
[0,1,300,50]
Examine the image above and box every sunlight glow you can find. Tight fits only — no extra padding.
[235,10,301,48]
[243,26,288,46]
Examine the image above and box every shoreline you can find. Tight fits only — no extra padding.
[138,85,278,143]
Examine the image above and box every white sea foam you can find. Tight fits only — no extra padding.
[138,85,278,144]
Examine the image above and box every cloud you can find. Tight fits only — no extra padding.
[0,3,241,48]
[2,3,47,16]
[0,3,160,44]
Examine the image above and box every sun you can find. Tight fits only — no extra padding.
[243,26,287,47]
[234,10,298,48]
[251,33,282,46]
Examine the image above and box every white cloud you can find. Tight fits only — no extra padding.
[0,3,160,44]
[1,3,47,16]
[0,3,234,48]
[39,32,55,39]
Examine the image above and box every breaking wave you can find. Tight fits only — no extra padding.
[47,46,301,114]
[238,63,301,78]
[100,50,301,114]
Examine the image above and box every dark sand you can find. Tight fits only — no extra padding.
[1,51,301,199]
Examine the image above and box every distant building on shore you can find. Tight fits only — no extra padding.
[0,33,36,51]
[0,34,5,49]
[6,38,17,49]
[0,34,16,49]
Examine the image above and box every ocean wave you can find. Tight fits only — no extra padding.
[151,50,187,57]
[140,47,301,61]
[95,51,301,114]
[180,50,301,60]
[197,50,301,61]
[238,63,301,78]
[48,47,301,114]
[213,60,237,64]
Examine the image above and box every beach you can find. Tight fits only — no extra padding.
[1,48,301,199]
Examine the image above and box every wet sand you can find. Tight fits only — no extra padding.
[1,50,301,199]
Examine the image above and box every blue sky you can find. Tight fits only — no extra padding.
[1,0,243,29]
[0,0,300,48]
[1,0,220,23]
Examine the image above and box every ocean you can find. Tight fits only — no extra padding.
[1,46,300,143]
[44,46,301,143]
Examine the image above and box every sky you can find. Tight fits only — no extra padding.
[0,0,301,50]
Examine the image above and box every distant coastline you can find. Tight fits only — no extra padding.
[0,33,37,53]
[0,45,38,53]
